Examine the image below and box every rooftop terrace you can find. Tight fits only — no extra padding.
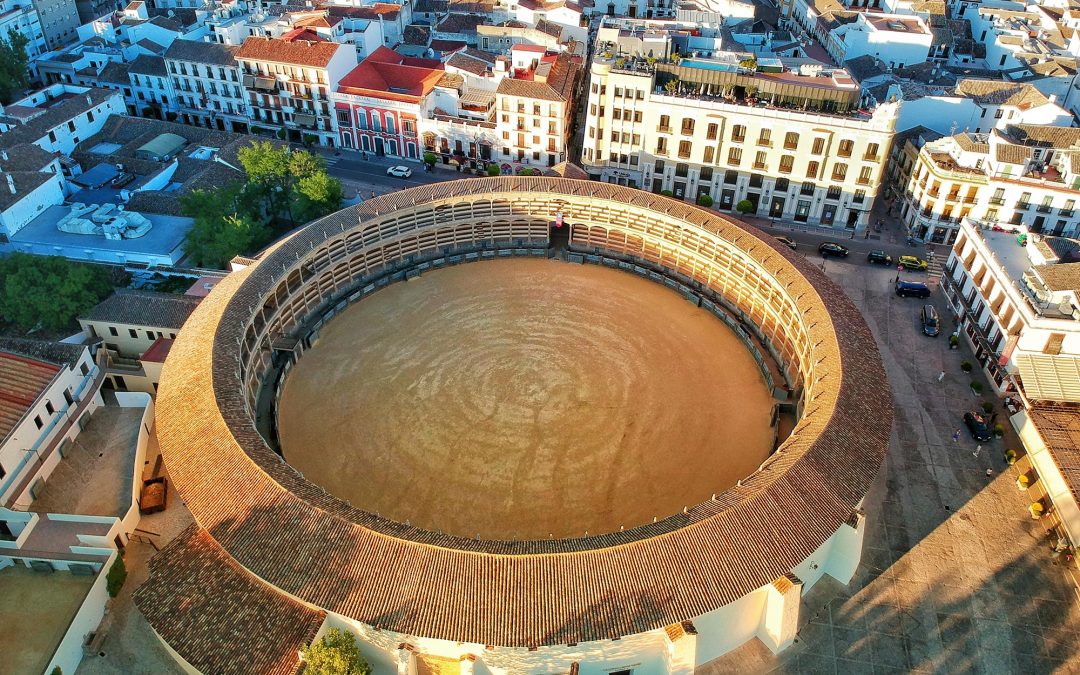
[0,565,98,675]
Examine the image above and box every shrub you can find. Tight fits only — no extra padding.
[1004,448,1018,464]
[302,134,318,146]
[971,381,984,393]
[276,129,286,140]
[961,360,973,372]
[981,401,994,414]
[423,151,438,166]
[736,199,755,214]
[660,189,674,197]
[697,193,714,207]
[106,555,126,598]
[993,423,1005,437]
[949,334,959,347]
[486,163,501,176]
[302,628,371,675]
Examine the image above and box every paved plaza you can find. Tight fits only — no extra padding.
[702,253,1080,674]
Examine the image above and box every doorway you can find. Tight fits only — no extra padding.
[374,137,385,156]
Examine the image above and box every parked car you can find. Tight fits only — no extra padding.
[774,236,797,250]
[898,255,929,271]
[921,304,940,337]
[867,249,893,265]
[818,242,849,258]
[386,165,412,178]
[963,411,993,442]
[895,281,931,298]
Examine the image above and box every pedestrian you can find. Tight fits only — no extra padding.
[952,428,961,443]
[973,445,981,457]
[938,370,945,382]
[371,191,376,199]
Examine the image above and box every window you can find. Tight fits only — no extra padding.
[654,160,665,173]
[656,137,668,155]
[801,181,815,196]
[750,173,763,188]
[812,137,825,155]
[753,151,767,170]
[675,163,689,178]
[79,363,89,376]
[128,329,137,339]
[724,170,738,185]
[731,125,746,142]
[1018,192,1031,209]
[832,163,847,181]
[678,140,692,158]
[727,147,742,166]
[857,166,873,185]
[853,189,866,204]
[658,115,671,132]
[864,142,880,161]
[681,118,695,135]
[826,186,841,200]
[784,132,799,150]
[779,155,794,174]
[1038,196,1053,213]
[775,177,789,192]
[700,167,713,182]
[806,161,819,178]
[108,326,118,337]
[990,188,1005,205]
[34,415,42,429]
[45,401,54,415]
[1063,199,1075,217]
[146,331,155,340]
[837,139,854,157]
[706,123,718,140]
[703,146,714,163]
[757,129,772,146]
[995,109,1003,119]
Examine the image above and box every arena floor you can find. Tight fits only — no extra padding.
[277,258,776,540]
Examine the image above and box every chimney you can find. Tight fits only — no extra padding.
[0,150,7,161]
[86,94,92,106]
[6,174,15,195]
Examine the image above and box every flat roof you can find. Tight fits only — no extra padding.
[28,406,144,518]
[0,565,98,675]
[977,226,1032,285]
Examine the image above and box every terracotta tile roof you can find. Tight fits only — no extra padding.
[1033,262,1080,292]
[429,39,467,52]
[0,338,86,368]
[1004,124,1080,149]
[337,46,444,101]
[956,79,1051,108]
[0,171,55,210]
[1027,405,1080,506]
[235,36,340,68]
[953,133,989,155]
[153,178,892,650]
[82,289,202,329]
[995,142,1031,165]
[496,51,578,102]
[0,143,54,173]
[436,13,487,34]
[140,337,173,363]
[544,160,588,179]
[0,349,60,444]
[326,2,400,19]
[133,525,325,675]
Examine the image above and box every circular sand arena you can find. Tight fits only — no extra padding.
[277,258,775,540]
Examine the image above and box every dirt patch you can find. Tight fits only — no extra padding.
[278,259,775,540]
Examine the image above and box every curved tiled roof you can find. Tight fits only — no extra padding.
[155,178,891,649]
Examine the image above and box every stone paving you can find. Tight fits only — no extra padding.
[701,256,1080,674]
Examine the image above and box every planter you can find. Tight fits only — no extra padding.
[1029,502,1045,519]
[961,360,973,372]
[1004,449,1017,465]
[1017,474,1030,490]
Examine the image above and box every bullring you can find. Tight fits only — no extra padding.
[135,177,891,675]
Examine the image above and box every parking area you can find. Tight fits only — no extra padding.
[702,252,1080,674]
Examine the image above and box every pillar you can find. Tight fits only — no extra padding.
[760,573,802,653]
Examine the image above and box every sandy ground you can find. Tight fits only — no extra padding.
[278,258,775,540]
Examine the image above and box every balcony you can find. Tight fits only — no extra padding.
[1016,202,1031,211]
[1062,209,1074,218]
[989,197,1005,205]
[753,162,767,170]
[927,190,940,198]
[864,153,880,162]
[1037,205,1053,214]
[856,177,872,186]
[946,193,960,202]
[658,125,672,133]
[731,135,745,143]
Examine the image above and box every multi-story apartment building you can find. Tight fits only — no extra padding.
[127,54,175,118]
[79,289,201,365]
[31,0,79,48]
[165,38,247,132]
[943,217,1080,556]
[0,84,126,157]
[0,0,47,66]
[493,49,579,167]
[902,125,1080,245]
[581,25,897,230]
[235,36,357,146]
[332,46,443,158]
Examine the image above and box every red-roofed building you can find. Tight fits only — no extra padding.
[331,46,445,158]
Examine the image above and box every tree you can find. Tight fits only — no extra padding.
[736,199,755,214]
[294,171,343,223]
[486,163,501,176]
[697,193,714,207]
[423,151,438,166]
[106,555,127,598]
[664,78,680,94]
[302,628,371,675]
[0,29,29,104]
[0,253,113,331]
[181,184,271,269]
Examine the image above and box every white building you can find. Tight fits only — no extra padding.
[493,49,580,167]
[582,23,897,231]
[165,38,247,132]
[0,84,126,156]
[0,0,47,67]
[894,79,1075,137]
[828,13,932,69]
[236,36,357,146]
[901,125,1080,245]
